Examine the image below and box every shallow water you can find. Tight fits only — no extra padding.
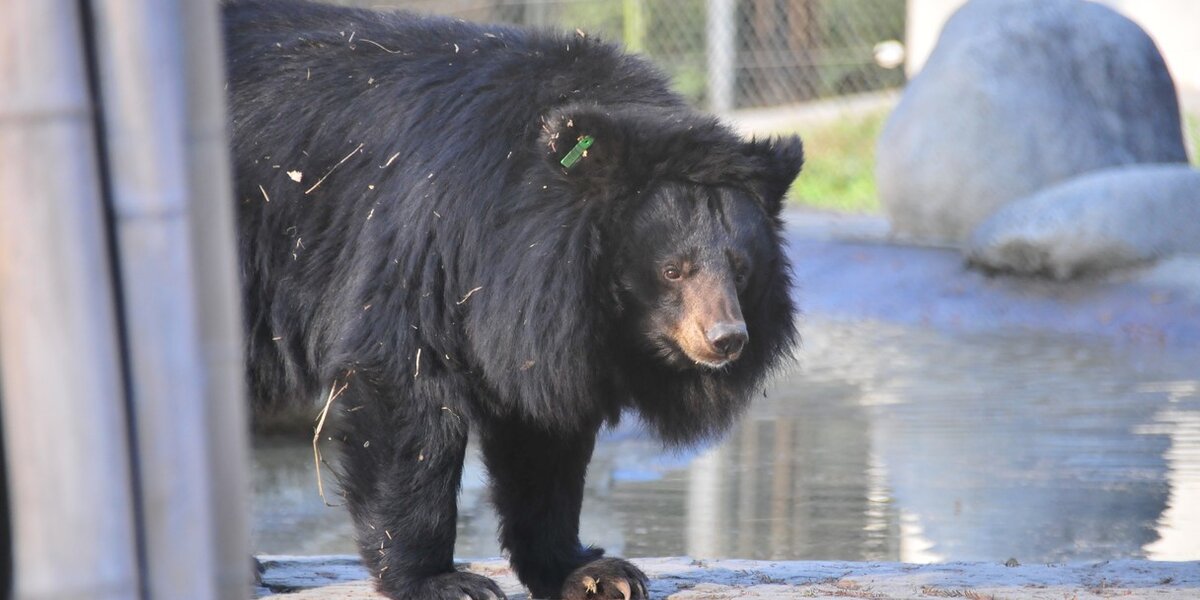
[252,317,1200,563]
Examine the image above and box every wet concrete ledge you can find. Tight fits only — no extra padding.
[256,555,1200,599]
[783,209,1200,349]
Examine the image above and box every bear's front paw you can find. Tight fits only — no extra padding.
[560,558,648,600]
[395,571,506,600]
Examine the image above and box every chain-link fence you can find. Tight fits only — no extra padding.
[331,0,906,112]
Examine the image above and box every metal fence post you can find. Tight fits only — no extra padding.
[706,0,736,114]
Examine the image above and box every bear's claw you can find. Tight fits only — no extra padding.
[561,558,648,600]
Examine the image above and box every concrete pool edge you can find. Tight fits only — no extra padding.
[256,554,1200,599]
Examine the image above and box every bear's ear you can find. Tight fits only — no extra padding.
[745,135,804,216]
[539,107,638,195]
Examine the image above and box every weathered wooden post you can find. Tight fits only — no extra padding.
[180,0,255,595]
[0,1,143,598]
[88,2,220,595]
[86,0,251,596]
[1,0,249,597]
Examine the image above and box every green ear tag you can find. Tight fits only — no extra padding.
[560,135,594,169]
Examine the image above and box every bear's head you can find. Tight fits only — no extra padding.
[536,104,804,440]
[608,181,777,370]
[469,102,801,441]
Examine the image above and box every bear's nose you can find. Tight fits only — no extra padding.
[707,322,748,358]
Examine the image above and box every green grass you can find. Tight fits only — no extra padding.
[783,110,888,213]
[778,109,1200,213]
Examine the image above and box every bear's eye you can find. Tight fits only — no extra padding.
[735,271,748,286]
[663,266,682,281]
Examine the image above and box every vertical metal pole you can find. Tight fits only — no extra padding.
[706,0,736,113]
[0,1,142,598]
[529,0,548,28]
[623,0,646,53]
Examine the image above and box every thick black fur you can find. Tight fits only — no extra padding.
[223,1,802,598]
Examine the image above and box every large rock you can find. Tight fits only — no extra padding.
[966,165,1200,279]
[877,0,1188,243]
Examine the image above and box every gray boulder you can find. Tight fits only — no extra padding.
[966,165,1200,279]
[877,0,1188,243]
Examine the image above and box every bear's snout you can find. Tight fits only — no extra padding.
[706,322,747,359]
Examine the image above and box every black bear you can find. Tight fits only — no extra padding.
[223,1,802,598]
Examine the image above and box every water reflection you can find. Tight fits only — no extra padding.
[1139,381,1200,561]
[252,318,1200,563]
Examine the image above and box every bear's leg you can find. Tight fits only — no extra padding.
[339,391,505,600]
[482,421,648,599]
